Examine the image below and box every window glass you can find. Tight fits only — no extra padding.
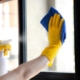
[27,0,75,72]
[0,0,19,71]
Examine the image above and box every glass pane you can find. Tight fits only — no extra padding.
[0,0,19,71]
[27,0,75,73]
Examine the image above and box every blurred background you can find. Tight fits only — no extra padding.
[0,0,74,73]
[0,0,18,71]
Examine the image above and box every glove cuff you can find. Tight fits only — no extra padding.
[41,43,61,67]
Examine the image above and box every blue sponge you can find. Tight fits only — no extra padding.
[40,7,66,44]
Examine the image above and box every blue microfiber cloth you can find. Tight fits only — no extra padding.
[40,7,66,44]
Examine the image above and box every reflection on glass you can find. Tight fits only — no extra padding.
[27,0,74,73]
[0,0,19,71]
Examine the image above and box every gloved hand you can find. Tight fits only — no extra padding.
[41,13,64,66]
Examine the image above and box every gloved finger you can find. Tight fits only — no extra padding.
[59,18,64,30]
[55,14,60,28]
[48,17,53,31]
[53,13,57,27]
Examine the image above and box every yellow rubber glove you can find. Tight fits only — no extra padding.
[41,13,64,66]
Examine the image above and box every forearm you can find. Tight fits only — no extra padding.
[19,55,49,80]
[0,68,22,80]
[0,55,49,80]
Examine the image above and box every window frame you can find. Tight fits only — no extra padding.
[18,0,27,64]
[18,0,79,79]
